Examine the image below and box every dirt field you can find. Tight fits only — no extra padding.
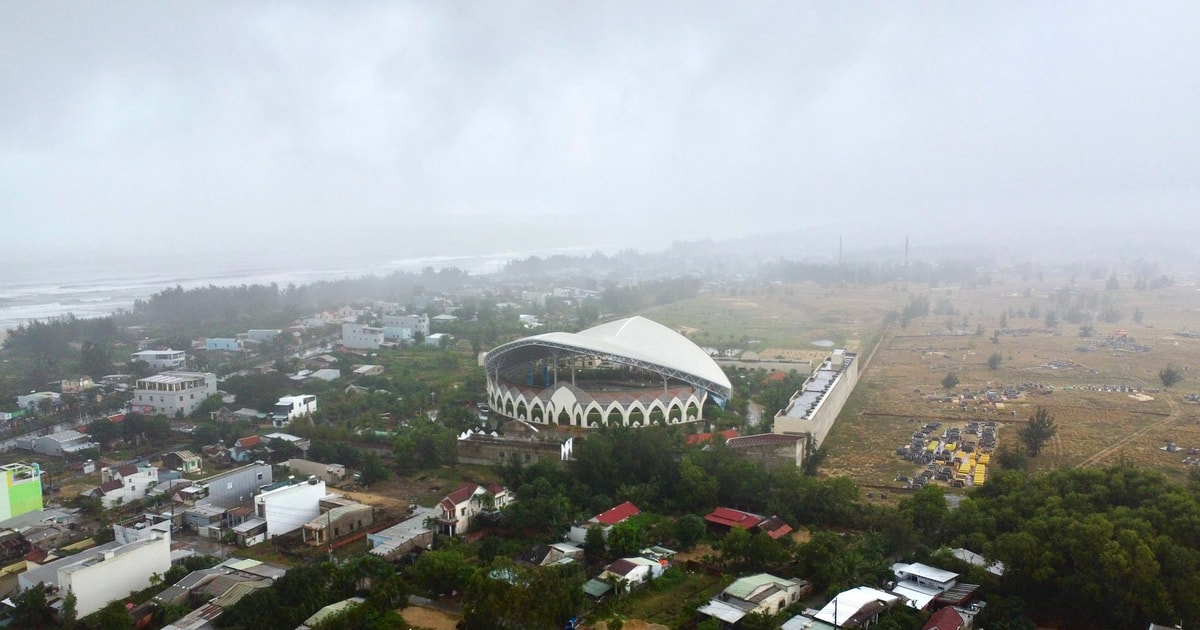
[645,278,1200,487]
[399,606,460,629]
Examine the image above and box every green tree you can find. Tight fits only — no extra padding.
[675,514,707,550]
[11,583,54,629]
[606,519,647,559]
[357,452,390,487]
[988,353,1002,370]
[406,549,475,596]
[89,600,135,630]
[1018,406,1057,457]
[1160,365,1184,389]
[941,371,960,390]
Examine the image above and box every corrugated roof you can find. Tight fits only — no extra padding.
[593,501,640,525]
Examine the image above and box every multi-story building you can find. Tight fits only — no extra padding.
[0,463,43,520]
[130,349,187,371]
[133,371,217,417]
[341,324,383,350]
[58,532,171,617]
[435,482,511,536]
[255,477,326,538]
[382,314,429,337]
[272,395,317,428]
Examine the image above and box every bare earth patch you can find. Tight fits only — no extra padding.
[399,606,460,630]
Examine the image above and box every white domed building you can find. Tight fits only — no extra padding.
[484,316,732,428]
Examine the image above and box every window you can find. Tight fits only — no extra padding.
[257,473,263,480]
[227,482,234,490]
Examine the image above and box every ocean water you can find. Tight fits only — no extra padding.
[0,249,544,333]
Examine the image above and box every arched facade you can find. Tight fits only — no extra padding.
[484,317,731,429]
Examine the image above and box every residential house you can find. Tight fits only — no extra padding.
[890,562,976,610]
[0,463,42,520]
[16,392,61,412]
[205,338,241,352]
[341,324,383,350]
[598,557,666,593]
[704,507,793,539]
[228,436,266,463]
[814,586,900,628]
[301,498,373,547]
[245,329,282,343]
[262,432,310,457]
[381,314,429,336]
[568,501,641,543]
[368,506,436,561]
[254,477,326,539]
[93,465,161,508]
[300,598,365,630]
[284,458,345,484]
[923,607,965,630]
[130,349,187,370]
[113,513,174,545]
[17,430,96,456]
[60,376,96,394]
[163,450,203,474]
[517,542,584,567]
[425,332,450,347]
[308,369,341,382]
[435,482,511,536]
[698,573,811,624]
[352,364,384,377]
[132,371,217,417]
[272,394,317,428]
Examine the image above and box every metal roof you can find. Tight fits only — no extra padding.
[485,316,732,398]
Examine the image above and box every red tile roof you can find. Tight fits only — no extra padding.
[441,482,481,512]
[685,429,739,445]
[234,435,262,449]
[25,547,49,564]
[922,607,964,630]
[704,507,761,529]
[593,501,640,525]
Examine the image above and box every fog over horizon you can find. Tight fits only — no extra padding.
[3,2,1198,269]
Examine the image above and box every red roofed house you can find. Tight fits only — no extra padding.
[923,606,965,630]
[705,507,761,530]
[705,507,793,539]
[436,482,512,536]
[229,436,265,463]
[685,429,739,446]
[592,501,641,526]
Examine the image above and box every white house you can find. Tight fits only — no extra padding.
[58,532,172,617]
[16,392,61,411]
[436,482,511,536]
[382,314,429,336]
[598,557,666,592]
[814,586,899,628]
[272,395,317,428]
[698,573,809,624]
[133,371,217,417]
[245,329,282,343]
[17,430,96,456]
[97,465,161,508]
[255,477,326,539]
[341,324,383,350]
[130,349,187,371]
[426,333,450,347]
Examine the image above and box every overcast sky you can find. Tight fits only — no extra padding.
[2,2,1197,266]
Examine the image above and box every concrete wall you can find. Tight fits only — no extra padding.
[773,353,858,448]
[200,463,273,509]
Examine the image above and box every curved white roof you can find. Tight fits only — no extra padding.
[485,316,732,397]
